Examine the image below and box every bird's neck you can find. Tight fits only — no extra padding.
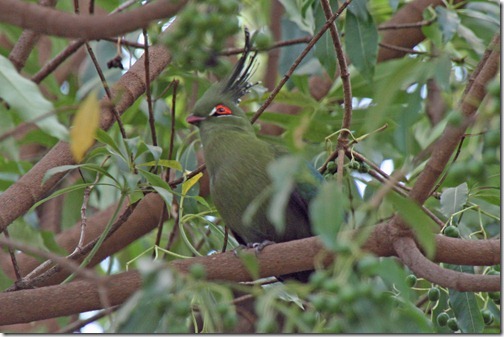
[198,117,258,177]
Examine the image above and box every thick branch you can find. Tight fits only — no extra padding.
[394,237,500,292]
[0,230,500,325]
[0,0,187,40]
[0,45,171,233]
[408,34,500,204]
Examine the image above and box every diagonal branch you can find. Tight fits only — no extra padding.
[0,44,172,233]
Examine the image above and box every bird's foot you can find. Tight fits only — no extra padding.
[247,240,275,255]
[232,240,276,257]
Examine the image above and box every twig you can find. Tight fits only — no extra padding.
[379,42,433,56]
[74,157,109,254]
[378,19,435,30]
[30,0,140,84]
[84,42,127,139]
[7,199,138,290]
[320,0,353,185]
[3,229,22,281]
[57,305,120,333]
[143,28,157,147]
[250,0,352,124]
[220,36,312,56]
[0,236,99,290]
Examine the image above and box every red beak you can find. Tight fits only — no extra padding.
[186,115,205,125]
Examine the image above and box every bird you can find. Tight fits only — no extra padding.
[186,30,323,281]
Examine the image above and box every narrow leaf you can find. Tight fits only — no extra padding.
[41,230,68,255]
[309,180,347,250]
[435,7,460,43]
[138,160,183,171]
[0,55,68,139]
[345,1,378,82]
[446,264,485,333]
[70,92,101,162]
[386,193,437,259]
[440,182,469,217]
[182,172,203,196]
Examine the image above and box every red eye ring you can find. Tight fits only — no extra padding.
[211,104,232,116]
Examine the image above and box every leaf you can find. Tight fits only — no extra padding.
[440,182,469,217]
[70,91,101,162]
[95,129,122,155]
[236,249,260,280]
[41,230,67,255]
[279,0,315,34]
[435,6,460,43]
[0,55,68,139]
[314,31,337,77]
[309,180,347,251]
[42,163,115,185]
[138,160,183,171]
[345,0,378,83]
[446,264,485,333]
[182,172,203,196]
[386,193,437,259]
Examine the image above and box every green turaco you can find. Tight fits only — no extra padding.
[186,31,323,280]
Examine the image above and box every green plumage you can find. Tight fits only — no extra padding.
[186,32,322,274]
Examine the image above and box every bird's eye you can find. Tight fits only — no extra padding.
[210,104,232,117]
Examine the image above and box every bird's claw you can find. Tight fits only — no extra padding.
[232,240,276,257]
[248,240,275,255]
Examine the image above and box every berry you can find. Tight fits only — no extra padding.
[447,317,459,331]
[428,287,441,302]
[253,30,273,50]
[436,312,450,326]
[326,161,337,174]
[406,274,417,287]
[481,309,494,325]
[443,225,459,238]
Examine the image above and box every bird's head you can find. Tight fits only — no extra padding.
[186,29,257,127]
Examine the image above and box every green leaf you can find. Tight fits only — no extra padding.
[446,264,485,333]
[31,183,90,210]
[0,55,68,139]
[315,31,337,77]
[138,160,183,171]
[95,129,122,155]
[386,193,437,259]
[42,163,116,185]
[279,0,315,34]
[345,0,378,83]
[41,230,68,255]
[309,180,347,250]
[434,54,452,90]
[440,182,469,217]
[435,7,460,43]
[236,249,260,280]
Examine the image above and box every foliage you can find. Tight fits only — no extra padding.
[0,0,500,333]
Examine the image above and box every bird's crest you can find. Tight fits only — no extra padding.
[221,28,258,103]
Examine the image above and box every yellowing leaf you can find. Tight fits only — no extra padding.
[182,172,203,196]
[70,92,100,162]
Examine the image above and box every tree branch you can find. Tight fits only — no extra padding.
[0,44,172,233]
[0,0,188,40]
[393,236,499,292]
[0,229,499,325]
